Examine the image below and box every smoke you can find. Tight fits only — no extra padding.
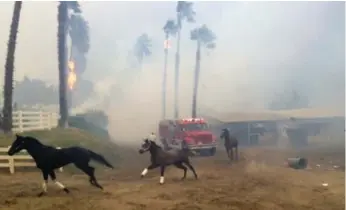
[0,2,344,143]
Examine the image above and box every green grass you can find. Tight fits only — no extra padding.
[0,128,121,173]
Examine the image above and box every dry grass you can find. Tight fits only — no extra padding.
[0,144,344,210]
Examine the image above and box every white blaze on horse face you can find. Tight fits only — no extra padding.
[42,181,48,192]
[160,176,165,184]
[141,168,148,176]
[54,181,66,189]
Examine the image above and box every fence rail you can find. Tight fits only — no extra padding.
[12,110,59,133]
[0,147,63,174]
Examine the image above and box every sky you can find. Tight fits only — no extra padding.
[0,1,344,140]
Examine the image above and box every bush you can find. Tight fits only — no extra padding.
[68,115,109,140]
[75,110,108,129]
[68,110,110,140]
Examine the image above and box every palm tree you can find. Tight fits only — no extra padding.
[2,1,22,133]
[67,11,89,109]
[190,24,216,118]
[162,19,177,119]
[133,33,152,70]
[57,1,81,128]
[174,1,195,119]
[68,13,89,75]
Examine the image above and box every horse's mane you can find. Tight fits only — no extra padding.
[23,136,42,144]
[23,136,55,149]
[149,140,162,149]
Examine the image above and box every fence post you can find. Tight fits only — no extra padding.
[18,111,23,133]
[8,148,15,174]
[47,113,52,130]
[39,111,43,129]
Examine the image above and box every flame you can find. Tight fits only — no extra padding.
[67,60,76,90]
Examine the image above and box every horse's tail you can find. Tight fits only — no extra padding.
[87,150,114,169]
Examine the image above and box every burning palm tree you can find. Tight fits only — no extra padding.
[57,1,81,128]
[162,19,177,119]
[133,33,152,70]
[190,24,216,118]
[67,11,89,108]
[2,1,22,133]
[174,1,195,119]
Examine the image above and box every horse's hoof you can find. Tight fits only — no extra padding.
[37,192,46,197]
[140,175,144,179]
[181,177,186,181]
[63,188,70,194]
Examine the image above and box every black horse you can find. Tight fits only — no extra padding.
[220,128,239,162]
[7,135,114,196]
[138,138,198,184]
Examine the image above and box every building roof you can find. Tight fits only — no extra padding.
[273,107,344,119]
[202,107,344,123]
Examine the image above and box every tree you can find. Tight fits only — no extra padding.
[190,24,216,118]
[162,19,177,119]
[173,1,196,119]
[67,10,89,110]
[57,1,81,128]
[14,77,58,106]
[2,1,22,133]
[12,76,93,108]
[68,12,89,75]
[133,33,152,70]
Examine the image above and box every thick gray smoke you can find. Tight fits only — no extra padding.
[0,2,344,142]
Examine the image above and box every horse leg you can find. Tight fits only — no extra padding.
[174,162,187,180]
[140,164,159,178]
[75,163,103,190]
[230,147,234,161]
[225,147,231,160]
[49,171,70,194]
[183,160,198,180]
[37,170,49,197]
[159,165,166,184]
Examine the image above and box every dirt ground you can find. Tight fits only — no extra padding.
[0,145,344,210]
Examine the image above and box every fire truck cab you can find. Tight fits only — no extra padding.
[159,118,217,156]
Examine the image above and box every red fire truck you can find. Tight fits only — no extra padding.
[159,118,217,156]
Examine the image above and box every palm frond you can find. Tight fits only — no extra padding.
[177,1,196,23]
[65,1,81,13]
[198,24,216,44]
[190,25,216,48]
[134,33,152,62]
[69,14,90,53]
[190,28,199,40]
[163,19,178,36]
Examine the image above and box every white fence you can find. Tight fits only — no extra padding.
[12,110,59,133]
[0,147,63,174]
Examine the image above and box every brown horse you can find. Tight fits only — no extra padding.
[220,128,239,161]
[138,139,198,184]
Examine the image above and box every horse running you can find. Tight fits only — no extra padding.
[220,128,239,162]
[7,135,114,196]
[138,138,198,184]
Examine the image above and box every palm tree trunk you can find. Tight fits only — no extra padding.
[162,33,169,119]
[2,1,22,133]
[173,14,182,119]
[58,2,69,128]
[192,40,201,118]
